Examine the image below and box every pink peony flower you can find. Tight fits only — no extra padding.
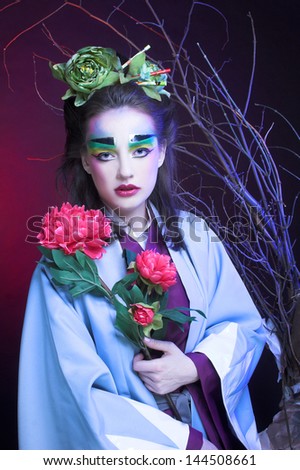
[130,303,155,326]
[136,250,177,292]
[37,202,112,259]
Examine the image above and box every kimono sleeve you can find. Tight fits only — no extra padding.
[190,221,266,387]
[185,217,266,448]
[18,264,190,450]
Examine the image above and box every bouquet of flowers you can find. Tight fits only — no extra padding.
[38,203,204,419]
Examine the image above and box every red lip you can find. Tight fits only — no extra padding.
[115,184,141,197]
[115,184,140,191]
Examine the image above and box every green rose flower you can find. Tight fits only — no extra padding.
[50,46,121,106]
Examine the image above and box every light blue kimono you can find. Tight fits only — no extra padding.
[18,211,266,449]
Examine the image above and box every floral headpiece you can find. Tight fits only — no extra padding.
[49,45,170,107]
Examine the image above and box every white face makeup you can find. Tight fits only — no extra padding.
[82,106,166,224]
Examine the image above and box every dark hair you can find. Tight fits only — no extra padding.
[58,82,185,246]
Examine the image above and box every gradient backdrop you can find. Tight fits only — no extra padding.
[1,0,299,449]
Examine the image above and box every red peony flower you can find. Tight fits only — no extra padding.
[37,202,112,259]
[136,250,177,292]
[130,303,155,326]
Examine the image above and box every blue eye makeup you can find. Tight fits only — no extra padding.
[87,137,116,161]
[129,135,157,159]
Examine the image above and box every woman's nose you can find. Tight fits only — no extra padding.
[117,155,133,179]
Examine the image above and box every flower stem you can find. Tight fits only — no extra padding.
[99,278,114,301]
[142,344,182,422]
[164,394,183,422]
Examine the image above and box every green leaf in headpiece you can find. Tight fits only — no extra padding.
[141,86,162,101]
[61,88,76,101]
[128,52,146,77]
[49,62,66,82]
[74,92,91,107]
[99,71,120,88]
[118,71,133,84]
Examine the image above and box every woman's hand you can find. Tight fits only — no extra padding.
[133,337,199,395]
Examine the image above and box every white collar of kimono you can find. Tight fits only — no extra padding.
[125,204,152,247]
[106,204,152,247]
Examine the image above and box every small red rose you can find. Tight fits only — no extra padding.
[130,303,155,326]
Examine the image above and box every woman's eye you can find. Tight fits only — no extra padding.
[93,152,115,162]
[132,147,152,158]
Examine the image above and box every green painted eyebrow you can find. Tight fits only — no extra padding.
[88,135,157,150]
[88,142,116,150]
[129,134,156,143]
[89,137,115,146]
[129,136,156,149]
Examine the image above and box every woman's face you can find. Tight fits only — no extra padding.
[82,106,165,223]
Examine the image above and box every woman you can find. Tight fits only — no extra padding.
[18,46,266,450]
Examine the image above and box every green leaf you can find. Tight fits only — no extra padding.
[141,86,162,101]
[153,284,164,296]
[113,55,122,71]
[78,251,99,278]
[70,281,109,298]
[123,249,137,266]
[69,282,96,297]
[152,319,168,340]
[159,308,196,325]
[114,301,141,346]
[111,272,139,295]
[51,251,98,283]
[39,247,110,300]
[118,71,130,84]
[91,285,113,299]
[52,249,76,270]
[177,307,206,319]
[100,71,120,88]
[49,62,66,81]
[38,246,54,261]
[130,285,145,304]
[49,267,82,285]
[111,283,134,305]
[75,250,88,269]
[80,269,98,283]
[151,301,160,313]
[49,261,104,293]
[62,88,76,100]
[74,92,90,107]
[159,292,168,311]
[159,89,171,98]
[128,52,146,76]
[143,313,163,337]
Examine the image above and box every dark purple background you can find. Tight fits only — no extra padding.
[1,0,299,449]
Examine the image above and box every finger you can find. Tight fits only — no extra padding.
[132,353,146,370]
[139,374,167,395]
[133,357,158,373]
[133,352,144,362]
[141,380,157,393]
[143,337,174,353]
